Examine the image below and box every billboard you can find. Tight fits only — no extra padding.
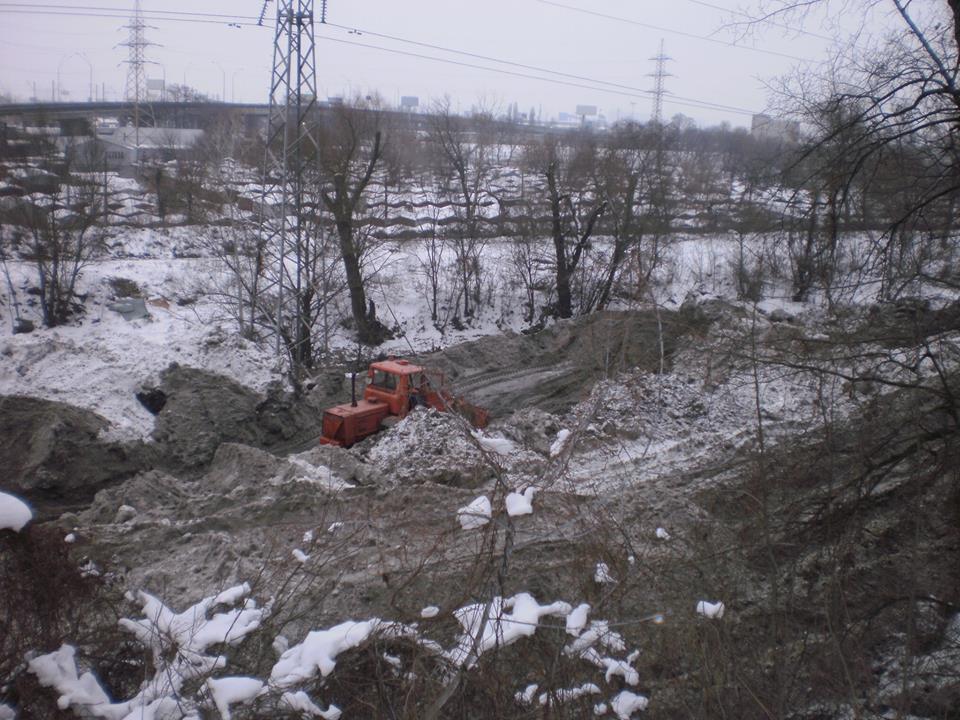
[575,105,598,116]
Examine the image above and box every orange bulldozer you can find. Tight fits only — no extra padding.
[318,358,489,448]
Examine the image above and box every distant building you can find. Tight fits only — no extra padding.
[146,79,166,102]
[751,114,800,144]
[93,127,204,169]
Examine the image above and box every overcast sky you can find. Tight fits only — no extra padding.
[0,0,900,128]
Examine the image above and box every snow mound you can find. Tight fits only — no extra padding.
[0,491,32,531]
[366,409,487,486]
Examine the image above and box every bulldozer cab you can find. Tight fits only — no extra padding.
[369,368,399,391]
[364,360,425,417]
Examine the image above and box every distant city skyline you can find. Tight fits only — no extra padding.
[0,0,899,128]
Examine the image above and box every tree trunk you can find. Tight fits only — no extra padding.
[335,219,369,339]
[547,163,574,319]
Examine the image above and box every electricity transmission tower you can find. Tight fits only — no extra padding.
[257,0,324,370]
[120,0,155,147]
[648,39,672,124]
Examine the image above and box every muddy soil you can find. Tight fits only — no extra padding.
[0,395,149,512]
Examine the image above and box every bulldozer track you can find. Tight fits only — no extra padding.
[452,360,576,395]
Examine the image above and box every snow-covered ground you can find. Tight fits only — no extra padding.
[2,218,952,448]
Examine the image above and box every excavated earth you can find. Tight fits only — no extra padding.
[5,300,960,718]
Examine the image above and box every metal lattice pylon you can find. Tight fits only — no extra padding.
[120,0,155,142]
[258,0,321,363]
[648,39,672,125]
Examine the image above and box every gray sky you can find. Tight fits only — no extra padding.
[0,0,898,128]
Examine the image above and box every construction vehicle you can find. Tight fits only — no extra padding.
[318,358,489,448]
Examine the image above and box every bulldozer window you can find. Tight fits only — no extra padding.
[371,369,398,390]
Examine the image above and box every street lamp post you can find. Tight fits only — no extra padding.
[212,61,226,103]
[231,67,245,103]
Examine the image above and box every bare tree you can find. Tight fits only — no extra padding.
[763,0,960,298]
[426,98,503,321]
[4,141,110,328]
[317,97,388,345]
[526,132,607,319]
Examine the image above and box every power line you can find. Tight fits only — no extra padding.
[0,8,267,27]
[0,3,262,21]
[317,32,758,116]
[0,4,760,116]
[321,21,753,115]
[536,0,811,62]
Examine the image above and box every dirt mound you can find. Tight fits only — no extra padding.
[362,408,492,487]
[414,309,683,418]
[0,395,146,513]
[149,365,322,468]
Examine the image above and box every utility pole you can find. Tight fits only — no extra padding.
[121,0,155,156]
[257,0,323,371]
[648,39,672,125]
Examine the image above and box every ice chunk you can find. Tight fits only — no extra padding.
[420,606,440,619]
[292,549,309,563]
[655,527,670,540]
[696,600,725,619]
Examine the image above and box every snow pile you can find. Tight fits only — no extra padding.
[515,682,602,707]
[29,583,265,720]
[366,409,485,486]
[594,562,615,584]
[471,429,517,455]
[566,603,591,636]
[611,690,650,718]
[25,576,656,719]
[447,593,572,667]
[275,454,353,491]
[205,677,264,720]
[550,428,571,457]
[0,491,32,531]
[505,487,536,516]
[271,620,380,686]
[457,495,492,530]
[0,252,279,441]
[564,620,642,689]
